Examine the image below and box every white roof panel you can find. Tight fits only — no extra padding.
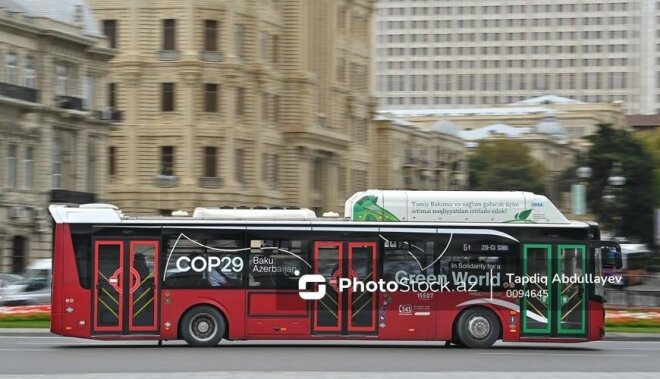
[458,124,532,141]
[379,107,556,117]
[511,95,584,105]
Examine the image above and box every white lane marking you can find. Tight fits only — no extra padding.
[0,372,658,379]
[602,347,660,351]
[479,352,646,357]
[18,342,127,345]
[0,348,52,351]
[0,336,56,339]
[596,340,660,344]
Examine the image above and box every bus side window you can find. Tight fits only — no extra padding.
[248,239,309,289]
[205,239,245,287]
[71,231,92,289]
[382,239,435,281]
[162,236,244,288]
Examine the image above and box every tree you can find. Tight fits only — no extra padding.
[635,129,660,204]
[469,139,547,194]
[586,124,656,244]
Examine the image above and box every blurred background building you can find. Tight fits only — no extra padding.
[0,0,657,273]
[378,95,632,209]
[0,0,473,270]
[88,0,375,215]
[626,114,660,132]
[379,95,628,149]
[0,0,114,272]
[373,0,658,115]
[372,116,467,190]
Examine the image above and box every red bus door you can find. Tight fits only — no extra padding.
[93,240,159,334]
[312,241,378,335]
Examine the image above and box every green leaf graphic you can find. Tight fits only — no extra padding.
[352,195,400,222]
[518,209,532,220]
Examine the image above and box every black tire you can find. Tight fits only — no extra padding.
[454,308,500,349]
[180,306,226,347]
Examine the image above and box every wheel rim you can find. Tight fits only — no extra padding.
[189,313,217,342]
[466,314,491,340]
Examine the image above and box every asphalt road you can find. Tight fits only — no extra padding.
[0,335,659,378]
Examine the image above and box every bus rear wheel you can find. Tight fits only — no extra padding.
[180,306,226,347]
[455,308,500,349]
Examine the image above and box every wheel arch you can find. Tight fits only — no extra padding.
[452,305,504,342]
[177,302,229,340]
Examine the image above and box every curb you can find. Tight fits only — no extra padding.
[0,328,52,337]
[604,332,660,341]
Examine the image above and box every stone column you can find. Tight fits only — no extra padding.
[178,71,201,186]
[223,73,240,190]
[119,70,142,185]
[77,128,89,192]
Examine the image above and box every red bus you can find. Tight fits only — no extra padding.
[48,191,621,348]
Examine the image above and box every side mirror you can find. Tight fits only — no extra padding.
[590,241,622,269]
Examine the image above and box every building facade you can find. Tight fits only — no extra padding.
[377,96,632,210]
[626,114,660,132]
[459,120,578,205]
[378,95,628,150]
[373,116,467,190]
[88,0,376,215]
[0,0,115,272]
[373,0,658,115]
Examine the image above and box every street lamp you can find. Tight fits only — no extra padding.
[576,166,593,181]
[602,162,626,237]
[608,173,626,187]
[572,166,592,215]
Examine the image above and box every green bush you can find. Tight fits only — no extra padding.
[606,320,660,328]
[0,313,50,322]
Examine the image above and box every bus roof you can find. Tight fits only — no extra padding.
[49,205,587,230]
[49,189,575,226]
[345,190,570,224]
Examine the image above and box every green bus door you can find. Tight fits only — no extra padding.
[521,244,587,337]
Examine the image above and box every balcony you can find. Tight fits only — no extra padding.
[94,109,123,123]
[159,50,181,61]
[200,51,223,61]
[199,177,223,188]
[55,95,84,111]
[0,82,39,103]
[154,175,178,187]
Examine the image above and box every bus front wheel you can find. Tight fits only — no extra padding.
[180,306,226,347]
[454,308,500,349]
